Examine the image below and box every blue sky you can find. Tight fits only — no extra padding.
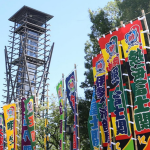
[0,0,112,110]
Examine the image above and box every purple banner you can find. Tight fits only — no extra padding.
[21,98,31,150]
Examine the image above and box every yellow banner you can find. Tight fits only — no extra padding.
[3,103,17,150]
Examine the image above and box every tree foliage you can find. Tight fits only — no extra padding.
[79,3,119,149]
[116,0,150,21]
[80,9,113,100]
[79,1,120,149]
[17,95,70,150]
[80,0,150,150]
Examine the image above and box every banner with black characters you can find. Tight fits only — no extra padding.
[120,19,150,150]
[56,80,65,150]
[0,113,5,150]
[92,53,111,150]
[99,31,134,149]
[24,96,36,150]
[3,103,17,150]
[88,87,100,150]
[65,71,78,150]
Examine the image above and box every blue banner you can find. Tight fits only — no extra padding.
[65,71,78,150]
[88,87,100,150]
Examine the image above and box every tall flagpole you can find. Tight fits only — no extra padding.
[62,73,65,150]
[16,98,19,150]
[74,64,80,149]
[46,84,49,150]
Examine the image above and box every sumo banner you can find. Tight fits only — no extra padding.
[98,31,134,150]
[3,103,17,150]
[24,96,36,150]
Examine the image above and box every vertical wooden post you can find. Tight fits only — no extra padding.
[74,64,80,149]
[127,76,138,150]
[46,83,49,150]
[16,98,19,150]
[120,21,138,150]
[141,10,150,46]
[33,89,37,150]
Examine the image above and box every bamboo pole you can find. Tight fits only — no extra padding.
[65,90,67,150]
[141,10,150,46]
[46,84,49,150]
[120,21,138,150]
[127,76,138,150]
[33,89,37,150]
[74,64,80,149]
[16,98,19,150]
[62,73,66,150]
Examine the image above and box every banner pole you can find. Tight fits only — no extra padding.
[46,84,49,150]
[127,76,138,150]
[74,64,80,149]
[16,98,19,150]
[33,89,37,150]
[62,73,66,150]
[141,9,150,46]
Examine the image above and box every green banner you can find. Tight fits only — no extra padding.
[24,96,36,150]
[56,80,65,150]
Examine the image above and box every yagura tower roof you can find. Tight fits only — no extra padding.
[9,5,53,26]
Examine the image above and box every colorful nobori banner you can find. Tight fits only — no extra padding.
[88,87,100,150]
[120,19,147,93]
[56,80,65,150]
[24,96,36,150]
[21,98,31,150]
[0,113,5,150]
[120,19,150,149]
[92,54,111,150]
[65,71,78,150]
[99,31,134,149]
[3,103,17,150]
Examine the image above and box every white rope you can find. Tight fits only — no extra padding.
[120,58,125,61]
[131,138,137,140]
[111,142,116,145]
[130,20,133,24]
[129,121,134,124]
[144,46,150,49]
[124,89,131,92]
[126,104,133,108]
[123,73,128,76]
[138,16,145,20]
[142,30,149,33]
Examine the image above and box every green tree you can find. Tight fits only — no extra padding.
[116,0,150,21]
[76,6,119,150]
[78,1,120,149]
[80,9,112,99]
[80,7,115,100]
[67,98,91,150]
[17,95,70,150]
[103,1,121,27]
